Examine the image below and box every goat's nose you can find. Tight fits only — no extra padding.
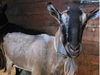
[69,44,80,51]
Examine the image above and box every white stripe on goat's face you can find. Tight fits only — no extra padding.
[47,2,99,58]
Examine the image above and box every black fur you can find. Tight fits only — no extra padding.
[67,7,82,44]
[0,23,46,38]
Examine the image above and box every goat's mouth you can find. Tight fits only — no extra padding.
[65,44,81,58]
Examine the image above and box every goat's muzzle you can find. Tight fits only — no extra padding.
[66,43,81,58]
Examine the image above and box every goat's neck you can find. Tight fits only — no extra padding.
[54,27,61,50]
[54,28,77,75]
[54,27,67,56]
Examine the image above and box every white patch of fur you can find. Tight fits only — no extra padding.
[62,14,67,24]
[4,33,52,44]
[81,13,87,24]
[64,57,77,75]
[4,32,35,41]
[40,34,53,43]
[54,37,67,55]
[61,13,69,25]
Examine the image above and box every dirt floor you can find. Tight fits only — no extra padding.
[0,67,15,75]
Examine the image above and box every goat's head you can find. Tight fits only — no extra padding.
[0,4,8,27]
[47,2,99,58]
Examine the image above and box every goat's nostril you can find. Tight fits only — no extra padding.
[69,45,73,50]
[75,45,80,50]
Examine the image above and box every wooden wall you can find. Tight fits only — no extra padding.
[1,0,99,75]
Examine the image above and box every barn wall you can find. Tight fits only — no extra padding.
[1,0,99,75]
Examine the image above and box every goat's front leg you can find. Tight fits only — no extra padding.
[6,57,12,75]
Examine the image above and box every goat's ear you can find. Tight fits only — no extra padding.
[47,2,61,23]
[2,4,7,12]
[87,7,99,20]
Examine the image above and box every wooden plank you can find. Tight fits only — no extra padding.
[82,18,99,42]
[1,0,14,6]
[6,15,59,35]
[76,53,99,65]
[9,0,69,4]
[82,41,99,55]
[0,0,2,5]
[7,15,59,26]
[13,0,42,4]
[5,0,98,17]
[76,65,98,75]
[82,6,99,13]
[82,28,99,42]
[76,41,99,75]
[6,1,64,15]
[6,2,49,15]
